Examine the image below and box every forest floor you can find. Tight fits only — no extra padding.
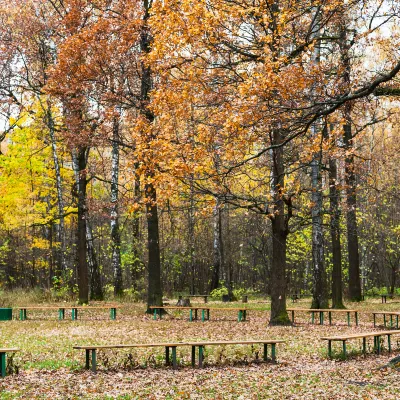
[1,298,400,399]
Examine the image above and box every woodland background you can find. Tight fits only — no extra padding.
[0,0,400,324]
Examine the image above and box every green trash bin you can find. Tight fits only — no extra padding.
[0,308,12,321]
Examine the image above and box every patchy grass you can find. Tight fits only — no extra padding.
[0,298,400,398]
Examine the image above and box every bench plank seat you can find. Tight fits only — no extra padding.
[372,311,400,328]
[74,339,283,372]
[0,348,19,378]
[321,330,400,358]
[287,308,359,326]
[149,306,248,322]
[17,306,118,321]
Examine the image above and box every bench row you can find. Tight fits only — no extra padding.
[3,328,400,376]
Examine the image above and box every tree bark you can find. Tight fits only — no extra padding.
[46,103,67,276]
[329,157,345,309]
[269,129,291,325]
[86,216,103,300]
[142,0,163,312]
[111,116,123,296]
[210,198,223,292]
[339,11,362,302]
[72,148,89,304]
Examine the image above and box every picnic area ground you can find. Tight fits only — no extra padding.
[1,297,400,399]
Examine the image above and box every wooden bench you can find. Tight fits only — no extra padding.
[321,330,400,358]
[18,306,118,321]
[73,339,284,372]
[287,308,359,326]
[0,348,19,377]
[149,306,248,322]
[372,311,400,328]
[185,295,209,303]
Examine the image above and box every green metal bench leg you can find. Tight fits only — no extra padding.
[191,346,196,367]
[165,346,170,366]
[329,311,332,325]
[373,314,376,327]
[72,308,78,321]
[172,347,177,369]
[201,309,205,322]
[271,344,276,362]
[0,352,6,377]
[373,336,377,352]
[238,310,242,322]
[153,309,157,320]
[59,308,65,320]
[19,309,24,321]
[91,349,97,373]
[311,311,314,324]
[355,312,358,326]
[291,310,295,323]
[110,308,116,320]
[320,312,324,325]
[263,343,268,361]
[342,341,347,359]
[86,349,90,369]
[189,309,193,322]
[363,337,366,355]
[347,312,350,327]
[198,346,204,368]
[328,340,332,358]
[388,335,392,353]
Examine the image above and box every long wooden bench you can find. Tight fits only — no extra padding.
[372,311,400,328]
[149,306,248,322]
[321,330,400,358]
[73,339,284,372]
[0,348,19,377]
[185,295,209,303]
[18,306,118,321]
[287,308,359,326]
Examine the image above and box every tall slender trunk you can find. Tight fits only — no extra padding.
[210,199,223,292]
[329,157,345,308]
[340,19,362,301]
[269,129,291,325]
[46,104,67,276]
[311,145,329,309]
[188,177,196,294]
[86,217,103,300]
[111,116,123,296]
[142,0,163,311]
[145,176,163,310]
[72,148,89,304]
[131,171,141,289]
[310,8,328,310]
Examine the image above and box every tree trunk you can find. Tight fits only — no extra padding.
[340,13,362,302]
[72,148,89,304]
[86,216,103,300]
[210,199,223,292]
[111,116,123,296]
[329,157,345,309]
[310,147,329,309]
[141,0,163,312]
[269,130,291,325]
[145,177,163,311]
[344,120,362,301]
[46,104,67,276]
[131,171,141,289]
